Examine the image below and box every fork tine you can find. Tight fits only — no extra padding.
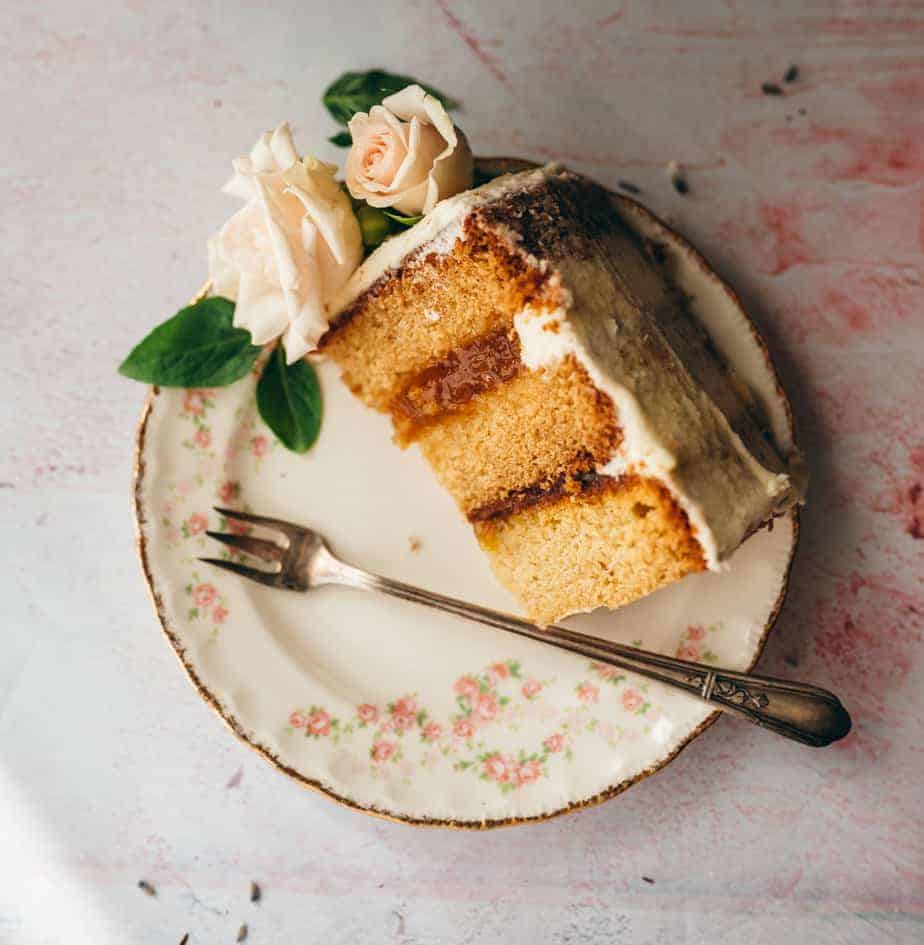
[205,530,284,563]
[199,557,282,588]
[214,506,303,538]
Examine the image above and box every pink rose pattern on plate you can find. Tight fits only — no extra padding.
[180,389,216,455]
[159,382,739,795]
[279,653,686,791]
[675,623,721,663]
[184,570,231,639]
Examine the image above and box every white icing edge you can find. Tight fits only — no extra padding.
[328,165,564,316]
[514,305,730,571]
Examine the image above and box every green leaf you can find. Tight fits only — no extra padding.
[357,205,392,248]
[329,130,352,147]
[256,346,322,453]
[323,69,459,127]
[119,296,261,387]
[382,210,423,227]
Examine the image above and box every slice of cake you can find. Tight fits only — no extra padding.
[320,164,801,625]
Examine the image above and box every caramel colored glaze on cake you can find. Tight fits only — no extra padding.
[321,164,801,624]
[391,327,523,440]
[414,356,621,515]
[321,224,560,412]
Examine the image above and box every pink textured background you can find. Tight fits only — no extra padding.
[1,1,921,943]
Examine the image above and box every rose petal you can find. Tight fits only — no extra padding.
[268,122,298,169]
[234,273,288,344]
[390,118,443,192]
[214,124,362,356]
[377,85,473,213]
[207,235,240,300]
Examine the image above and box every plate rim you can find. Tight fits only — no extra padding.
[131,168,801,829]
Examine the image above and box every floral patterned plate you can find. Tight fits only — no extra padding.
[133,196,799,827]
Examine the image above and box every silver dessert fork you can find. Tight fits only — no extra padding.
[202,507,851,747]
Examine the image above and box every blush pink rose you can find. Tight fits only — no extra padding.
[194,428,211,449]
[371,740,396,763]
[515,760,542,786]
[522,679,542,699]
[289,711,307,728]
[228,518,249,536]
[483,753,514,783]
[421,721,442,742]
[686,625,706,641]
[453,675,480,700]
[307,709,331,737]
[218,481,238,503]
[250,435,268,457]
[473,692,498,723]
[677,644,701,662]
[622,689,643,712]
[453,718,475,739]
[357,704,378,724]
[187,513,208,535]
[345,85,473,215]
[208,126,363,362]
[212,605,228,624]
[544,733,564,753]
[577,683,599,704]
[193,583,217,607]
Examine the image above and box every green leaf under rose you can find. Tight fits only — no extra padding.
[256,346,323,453]
[120,296,324,455]
[118,297,261,388]
[328,130,353,147]
[382,210,424,226]
[323,69,459,137]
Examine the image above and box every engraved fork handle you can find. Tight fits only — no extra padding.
[316,553,851,747]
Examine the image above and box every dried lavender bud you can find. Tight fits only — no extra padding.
[249,881,261,903]
[784,64,799,82]
[137,880,156,897]
[237,923,249,942]
[761,82,783,96]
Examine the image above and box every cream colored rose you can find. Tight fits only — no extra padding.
[208,123,363,363]
[345,85,474,216]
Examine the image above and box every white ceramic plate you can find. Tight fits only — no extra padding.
[134,196,798,827]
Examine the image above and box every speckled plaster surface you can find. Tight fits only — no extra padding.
[1,1,922,943]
